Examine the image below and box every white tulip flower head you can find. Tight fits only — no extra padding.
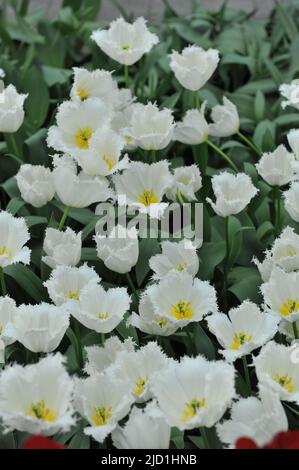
[207,172,258,217]
[256,144,296,187]
[0,84,27,133]
[0,211,31,268]
[174,104,210,145]
[112,400,171,449]
[0,354,75,435]
[0,297,17,355]
[16,164,55,208]
[149,239,199,279]
[70,67,119,106]
[209,97,240,138]
[287,128,299,161]
[169,45,219,91]
[284,181,299,223]
[151,355,235,430]
[91,17,159,66]
[206,301,278,362]
[280,79,299,110]
[166,164,202,202]
[42,227,81,269]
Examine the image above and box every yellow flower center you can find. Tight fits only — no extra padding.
[182,398,206,422]
[138,190,159,206]
[97,312,110,320]
[126,135,133,145]
[279,299,299,318]
[134,376,148,396]
[65,290,80,301]
[230,332,253,350]
[274,374,295,393]
[122,45,130,50]
[170,301,193,320]
[102,155,115,171]
[177,262,187,272]
[92,405,112,426]
[157,318,168,328]
[77,88,89,101]
[0,246,12,258]
[75,128,93,149]
[27,400,57,422]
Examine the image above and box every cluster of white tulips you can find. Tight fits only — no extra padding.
[1,15,299,449]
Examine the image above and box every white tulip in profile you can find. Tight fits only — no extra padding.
[73,283,131,333]
[52,155,113,208]
[113,161,172,218]
[217,386,288,448]
[95,225,139,274]
[149,239,199,279]
[209,97,240,137]
[206,301,278,362]
[169,45,219,91]
[145,271,217,328]
[0,354,75,435]
[207,172,258,217]
[114,342,170,402]
[129,102,174,151]
[112,401,171,449]
[14,303,69,353]
[284,182,299,222]
[287,129,299,160]
[0,83,27,133]
[151,355,235,430]
[0,297,17,360]
[174,104,209,145]
[75,372,133,443]
[256,145,296,187]
[280,79,299,110]
[16,164,55,208]
[254,341,299,404]
[42,227,81,269]
[166,165,202,202]
[84,337,135,376]
[91,17,159,66]
[0,211,31,268]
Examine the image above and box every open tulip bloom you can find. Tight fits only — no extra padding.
[84,337,135,376]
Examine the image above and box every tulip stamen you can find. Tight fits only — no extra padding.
[170,301,193,320]
[27,400,57,422]
[92,405,112,426]
[75,128,93,149]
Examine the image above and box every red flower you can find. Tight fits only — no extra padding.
[236,431,299,449]
[22,436,66,449]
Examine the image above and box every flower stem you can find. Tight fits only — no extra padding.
[199,427,210,449]
[101,333,106,345]
[124,65,129,88]
[4,133,21,160]
[176,190,185,206]
[222,216,230,312]
[151,149,157,162]
[242,355,251,394]
[125,272,137,301]
[58,205,70,231]
[74,320,84,370]
[194,93,200,109]
[0,267,7,296]
[206,139,238,172]
[237,130,261,157]
[293,322,299,339]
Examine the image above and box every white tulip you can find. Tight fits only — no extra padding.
[256,145,296,187]
[95,225,139,274]
[151,355,235,430]
[253,226,299,282]
[0,297,17,356]
[284,182,299,222]
[16,164,55,208]
[169,45,219,91]
[261,267,299,323]
[174,105,209,145]
[145,271,217,328]
[111,105,138,150]
[44,264,100,307]
[254,341,299,404]
[149,239,199,279]
[75,372,134,443]
[129,102,174,151]
[217,386,288,448]
[47,98,113,160]
[14,303,69,353]
[70,67,118,106]
[287,128,299,160]
[166,165,202,202]
[0,84,27,133]
[113,161,172,218]
[0,211,30,268]
[91,17,159,66]
[42,227,81,269]
[114,342,170,402]
[112,401,171,449]
[84,336,135,376]
[206,301,278,362]
[52,155,113,208]
[209,97,239,137]
[0,354,75,435]
[280,79,299,110]
[128,290,179,337]
[75,127,129,177]
[73,283,131,334]
[207,172,258,217]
